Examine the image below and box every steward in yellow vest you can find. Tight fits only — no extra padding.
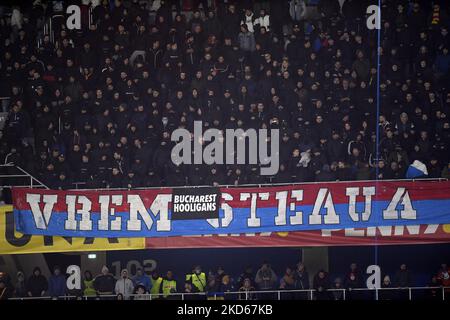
[161,271,177,299]
[83,271,97,296]
[185,265,206,293]
[150,272,163,299]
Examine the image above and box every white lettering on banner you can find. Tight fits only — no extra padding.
[309,188,340,225]
[383,188,417,220]
[99,195,123,231]
[241,192,270,228]
[151,194,171,231]
[66,265,81,290]
[424,224,439,234]
[346,187,375,222]
[126,194,171,231]
[274,191,288,226]
[27,194,58,229]
[127,195,153,231]
[289,190,304,225]
[65,195,92,230]
[274,190,304,226]
[207,193,233,228]
[366,265,381,289]
[365,226,393,237]
[323,224,437,237]
[17,183,430,235]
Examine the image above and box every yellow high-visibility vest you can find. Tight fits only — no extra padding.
[83,279,96,296]
[185,272,206,292]
[161,279,177,297]
[150,277,163,296]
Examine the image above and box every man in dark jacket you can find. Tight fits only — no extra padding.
[394,264,412,300]
[293,262,310,300]
[94,266,116,297]
[313,270,330,300]
[27,267,48,297]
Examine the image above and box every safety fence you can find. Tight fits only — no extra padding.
[7,286,450,301]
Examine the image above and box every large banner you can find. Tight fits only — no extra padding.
[12,180,450,238]
[0,205,145,254]
[145,225,450,248]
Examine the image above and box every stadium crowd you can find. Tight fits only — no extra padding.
[1,261,450,300]
[0,0,449,190]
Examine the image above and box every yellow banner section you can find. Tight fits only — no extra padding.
[0,205,145,254]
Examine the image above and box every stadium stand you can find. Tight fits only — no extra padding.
[0,0,448,192]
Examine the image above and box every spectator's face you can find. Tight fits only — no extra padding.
[34,270,40,276]
[54,269,60,276]
[121,270,128,278]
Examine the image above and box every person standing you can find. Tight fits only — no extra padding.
[133,268,152,293]
[48,266,67,299]
[255,262,278,299]
[0,278,13,300]
[186,265,207,294]
[83,271,97,297]
[313,270,330,300]
[161,270,177,299]
[14,271,27,298]
[150,271,163,299]
[293,262,310,300]
[27,267,48,298]
[394,264,412,300]
[93,266,116,298]
[115,269,134,300]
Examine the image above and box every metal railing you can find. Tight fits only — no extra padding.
[69,177,448,191]
[7,286,450,301]
[0,164,48,189]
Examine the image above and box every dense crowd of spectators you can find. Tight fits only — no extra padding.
[0,0,449,190]
[1,261,449,300]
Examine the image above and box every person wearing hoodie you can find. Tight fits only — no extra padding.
[115,269,134,300]
[27,267,48,297]
[255,262,278,299]
[48,266,67,298]
[331,278,344,300]
[133,268,152,293]
[379,275,394,300]
[14,271,27,298]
